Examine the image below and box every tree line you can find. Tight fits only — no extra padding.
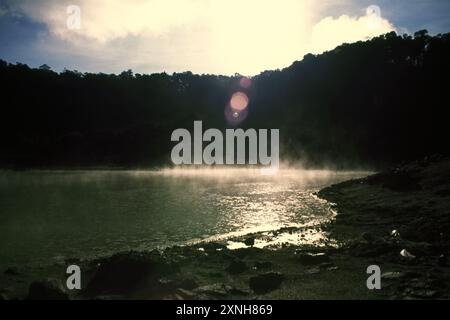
[0,30,449,169]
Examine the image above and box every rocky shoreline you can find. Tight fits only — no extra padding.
[317,155,450,299]
[1,157,449,300]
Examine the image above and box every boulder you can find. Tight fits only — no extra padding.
[244,237,256,246]
[27,279,69,300]
[84,251,177,296]
[400,249,416,260]
[249,272,284,294]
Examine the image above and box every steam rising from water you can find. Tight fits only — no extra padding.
[157,166,368,180]
[0,168,370,264]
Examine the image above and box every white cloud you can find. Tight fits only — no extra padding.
[7,0,397,75]
[18,0,204,42]
[308,8,396,54]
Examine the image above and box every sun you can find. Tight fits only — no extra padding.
[206,0,311,75]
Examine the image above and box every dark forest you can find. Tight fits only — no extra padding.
[1,30,449,169]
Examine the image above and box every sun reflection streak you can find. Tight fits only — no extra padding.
[164,167,370,249]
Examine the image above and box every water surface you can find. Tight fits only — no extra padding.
[0,169,368,266]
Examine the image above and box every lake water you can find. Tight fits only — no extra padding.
[0,169,368,266]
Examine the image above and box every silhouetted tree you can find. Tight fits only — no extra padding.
[39,64,52,71]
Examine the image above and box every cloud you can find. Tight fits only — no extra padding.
[15,0,203,42]
[309,6,396,54]
[1,0,397,75]
[9,0,312,74]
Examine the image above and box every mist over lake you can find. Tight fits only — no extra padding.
[0,169,367,266]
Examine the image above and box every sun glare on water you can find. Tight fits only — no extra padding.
[155,166,371,180]
[126,167,371,249]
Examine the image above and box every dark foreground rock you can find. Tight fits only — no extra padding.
[27,279,69,300]
[84,250,178,297]
[249,272,284,294]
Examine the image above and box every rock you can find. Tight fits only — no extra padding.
[295,252,331,265]
[390,229,401,238]
[232,247,261,259]
[27,279,69,300]
[226,260,248,274]
[249,272,284,294]
[244,237,256,246]
[84,251,177,296]
[400,249,416,260]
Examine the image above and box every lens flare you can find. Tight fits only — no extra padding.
[239,77,252,89]
[225,103,247,126]
[230,91,249,111]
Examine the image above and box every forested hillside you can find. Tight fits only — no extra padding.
[1,30,449,168]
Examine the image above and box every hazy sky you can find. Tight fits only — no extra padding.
[0,0,449,75]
